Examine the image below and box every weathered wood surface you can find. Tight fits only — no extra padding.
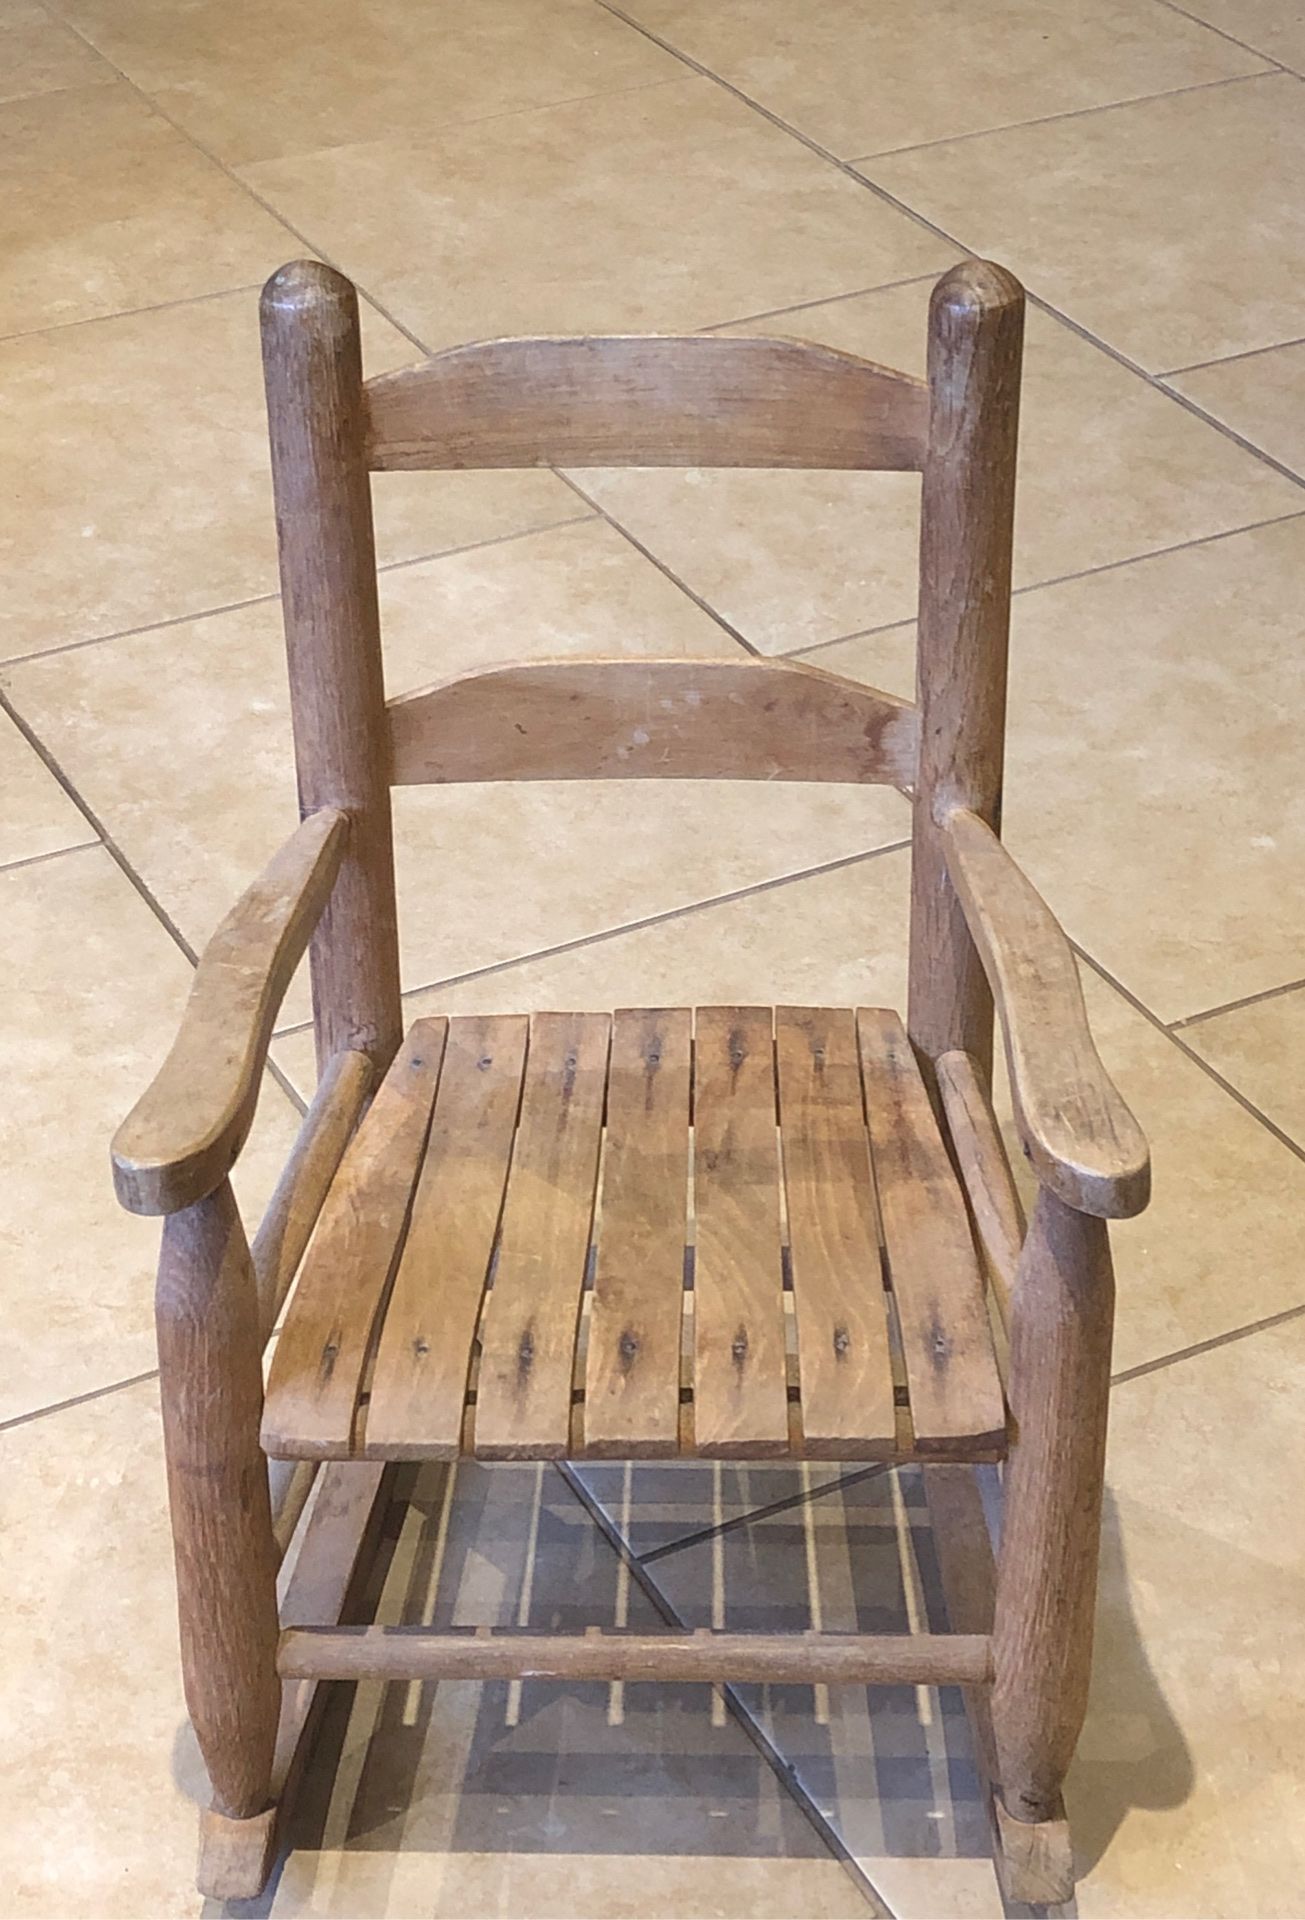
[942,807,1150,1218]
[364,332,928,472]
[364,1015,528,1459]
[278,1625,992,1687]
[691,1007,790,1456]
[583,1009,692,1457]
[112,808,346,1217]
[261,1021,447,1458]
[776,1007,896,1451]
[472,1013,609,1458]
[387,656,919,788]
[858,1008,1006,1452]
[262,260,402,1074]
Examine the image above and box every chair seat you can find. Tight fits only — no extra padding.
[263,1006,1008,1466]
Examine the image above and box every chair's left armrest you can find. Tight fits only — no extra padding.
[940,807,1150,1220]
[111,808,348,1217]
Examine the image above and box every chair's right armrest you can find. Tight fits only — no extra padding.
[111,808,348,1217]
[940,807,1150,1220]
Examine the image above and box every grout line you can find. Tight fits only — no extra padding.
[1071,940,1305,1167]
[639,1462,893,1564]
[699,270,941,332]
[32,4,434,359]
[0,688,203,962]
[846,66,1275,164]
[595,0,1305,505]
[0,590,282,671]
[0,280,265,351]
[1171,972,1305,1031]
[0,837,100,877]
[0,1365,161,1436]
[786,505,1305,664]
[1112,1297,1305,1386]
[0,687,309,1118]
[558,1460,897,1918]
[1159,330,1305,379]
[1152,0,1296,70]
[271,838,913,1040]
[0,513,597,672]
[551,471,761,654]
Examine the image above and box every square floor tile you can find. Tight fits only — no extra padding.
[1171,0,1305,69]
[816,514,1305,1021]
[0,289,577,661]
[1178,986,1305,1147]
[5,520,908,1035]
[1169,338,1305,478]
[0,844,301,1422]
[578,280,1300,654]
[50,0,684,167]
[1074,1319,1305,1917]
[0,83,292,336]
[240,78,950,350]
[0,1380,206,1918]
[0,709,90,868]
[615,0,1261,159]
[273,846,914,1098]
[0,0,116,105]
[865,72,1305,371]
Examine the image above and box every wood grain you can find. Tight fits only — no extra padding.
[261,1020,447,1458]
[278,1625,991,1687]
[775,1007,896,1452]
[857,1008,1006,1452]
[941,807,1150,1218]
[908,259,1025,1082]
[156,1181,280,1822]
[991,1189,1115,1835]
[252,1047,374,1341]
[364,332,928,473]
[935,1047,1024,1331]
[363,1015,529,1459]
[112,808,346,1216]
[262,261,402,1074]
[583,1008,692,1457]
[387,655,919,788]
[473,1013,609,1459]
[692,1007,789,1456]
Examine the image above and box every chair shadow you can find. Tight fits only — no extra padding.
[176,1462,1194,1920]
[1059,1485,1196,1889]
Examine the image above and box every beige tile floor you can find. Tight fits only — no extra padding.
[3,0,1304,1914]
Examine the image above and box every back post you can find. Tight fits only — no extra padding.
[908,260,1024,1086]
[261,261,402,1076]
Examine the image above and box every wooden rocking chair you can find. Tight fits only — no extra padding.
[112,257,1150,1904]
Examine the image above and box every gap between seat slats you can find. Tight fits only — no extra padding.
[261,1006,1006,1464]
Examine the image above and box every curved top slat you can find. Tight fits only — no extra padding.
[386,656,919,788]
[364,334,928,473]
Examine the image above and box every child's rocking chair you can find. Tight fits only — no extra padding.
[113,256,1150,1904]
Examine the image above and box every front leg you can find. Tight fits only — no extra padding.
[989,1186,1115,1898]
[156,1181,281,1848]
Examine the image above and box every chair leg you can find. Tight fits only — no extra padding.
[156,1180,282,1888]
[989,1187,1114,1902]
